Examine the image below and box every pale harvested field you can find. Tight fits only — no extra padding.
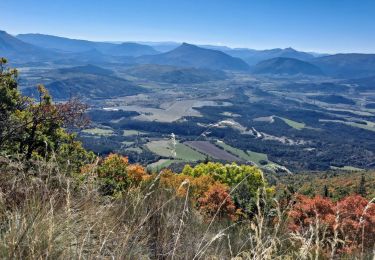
[104,100,231,123]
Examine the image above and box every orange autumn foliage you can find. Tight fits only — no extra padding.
[159,170,238,220]
[159,170,216,199]
[198,183,237,221]
[97,154,129,182]
[127,164,150,185]
[288,195,336,232]
[80,154,151,195]
[336,195,375,253]
[80,162,97,175]
[289,194,375,253]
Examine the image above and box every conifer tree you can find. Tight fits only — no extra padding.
[357,173,366,197]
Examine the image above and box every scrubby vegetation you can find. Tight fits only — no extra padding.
[1,59,374,259]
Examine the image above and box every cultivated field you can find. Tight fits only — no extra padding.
[184,141,241,162]
[276,116,306,130]
[146,139,206,161]
[147,159,182,171]
[104,100,231,123]
[215,140,270,165]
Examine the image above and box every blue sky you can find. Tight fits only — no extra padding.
[1,0,374,53]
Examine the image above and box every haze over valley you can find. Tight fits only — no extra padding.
[1,29,374,172]
[2,1,375,258]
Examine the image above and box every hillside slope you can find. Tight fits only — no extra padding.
[17,33,158,57]
[125,64,227,83]
[252,57,323,76]
[226,47,315,65]
[313,54,375,78]
[136,43,250,71]
[0,30,57,62]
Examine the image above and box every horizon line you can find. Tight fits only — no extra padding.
[6,29,375,55]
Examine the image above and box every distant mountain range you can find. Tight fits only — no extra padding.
[224,47,316,66]
[1,30,375,78]
[252,57,324,76]
[313,54,375,78]
[0,30,57,62]
[135,43,250,71]
[17,33,159,57]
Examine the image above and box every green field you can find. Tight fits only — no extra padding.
[276,116,306,130]
[246,151,269,164]
[146,140,206,161]
[82,127,114,136]
[147,159,182,171]
[215,141,269,165]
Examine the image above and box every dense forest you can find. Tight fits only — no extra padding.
[0,58,374,259]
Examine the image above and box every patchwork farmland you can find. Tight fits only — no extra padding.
[184,141,242,162]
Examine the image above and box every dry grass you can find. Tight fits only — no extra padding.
[0,156,373,259]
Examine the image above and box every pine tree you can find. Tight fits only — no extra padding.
[357,174,366,197]
[204,155,210,164]
[323,185,329,197]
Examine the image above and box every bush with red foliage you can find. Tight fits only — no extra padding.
[198,183,237,221]
[288,195,336,232]
[289,194,375,254]
[336,195,375,253]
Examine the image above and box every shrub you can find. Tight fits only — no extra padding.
[288,195,336,232]
[336,195,375,253]
[288,194,375,255]
[182,162,271,215]
[198,183,237,221]
[159,170,216,198]
[127,164,150,185]
[97,154,131,195]
[95,154,151,195]
[159,170,239,220]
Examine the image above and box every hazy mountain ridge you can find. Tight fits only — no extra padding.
[0,30,374,77]
[104,42,159,57]
[135,43,250,71]
[252,57,323,76]
[225,47,315,66]
[17,33,159,57]
[0,30,58,62]
[313,53,375,78]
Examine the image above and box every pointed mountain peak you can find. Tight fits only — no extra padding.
[179,42,199,49]
[284,47,297,52]
[137,41,250,71]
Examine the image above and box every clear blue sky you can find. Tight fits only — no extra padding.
[1,0,374,53]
